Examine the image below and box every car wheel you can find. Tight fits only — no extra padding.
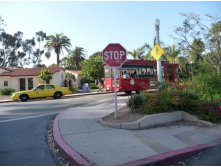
[20,94,29,102]
[54,92,62,99]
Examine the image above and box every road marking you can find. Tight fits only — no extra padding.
[0,96,128,123]
[0,112,60,123]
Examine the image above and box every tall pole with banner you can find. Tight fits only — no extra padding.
[102,43,127,119]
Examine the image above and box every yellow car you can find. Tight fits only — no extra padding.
[11,84,72,102]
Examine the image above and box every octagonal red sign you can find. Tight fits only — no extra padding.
[102,43,127,67]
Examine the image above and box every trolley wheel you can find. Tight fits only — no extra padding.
[125,91,132,95]
[135,90,140,94]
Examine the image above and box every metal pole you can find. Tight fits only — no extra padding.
[155,19,162,83]
[113,67,118,119]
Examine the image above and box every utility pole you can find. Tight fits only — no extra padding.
[155,19,162,82]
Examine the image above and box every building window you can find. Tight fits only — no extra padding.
[4,81,8,87]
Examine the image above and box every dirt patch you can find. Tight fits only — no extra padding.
[102,106,145,123]
[47,118,69,166]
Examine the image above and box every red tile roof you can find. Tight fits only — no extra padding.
[0,67,64,77]
[65,70,81,75]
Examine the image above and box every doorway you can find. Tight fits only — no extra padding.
[20,78,26,91]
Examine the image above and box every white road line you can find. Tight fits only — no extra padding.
[0,112,60,123]
[0,97,128,123]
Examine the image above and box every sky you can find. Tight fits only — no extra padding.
[0,1,221,66]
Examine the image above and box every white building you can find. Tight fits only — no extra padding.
[0,66,65,91]
[65,70,82,88]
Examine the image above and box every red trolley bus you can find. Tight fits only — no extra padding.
[104,60,179,94]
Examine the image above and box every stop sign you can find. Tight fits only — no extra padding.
[102,43,127,67]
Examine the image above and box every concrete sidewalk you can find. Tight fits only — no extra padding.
[53,98,221,166]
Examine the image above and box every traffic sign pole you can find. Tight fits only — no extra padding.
[102,43,127,119]
[155,19,162,83]
[113,67,118,119]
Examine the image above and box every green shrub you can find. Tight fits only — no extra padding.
[187,73,221,101]
[127,81,221,123]
[127,92,147,113]
[0,88,15,95]
[177,90,201,113]
[89,83,99,89]
[197,101,221,122]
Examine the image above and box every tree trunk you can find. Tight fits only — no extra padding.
[56,52,60,66]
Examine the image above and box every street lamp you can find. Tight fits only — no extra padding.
[154,19,162,82]
[155,19,160,32]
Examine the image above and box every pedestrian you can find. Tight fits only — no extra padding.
[98,80,102,92]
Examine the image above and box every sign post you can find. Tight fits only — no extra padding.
[113,67,117,117]
[150,19,164,83]
[155,19,163,82]
[102,43,127,119]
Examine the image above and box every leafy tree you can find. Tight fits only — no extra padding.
[0,16,5,32]
[22,38,35,65]
[32,31,47,66]
[81,53,104,82]
[45,33,72,66]
[189,38,205,63]
[61,56,73,69]
[39,69,52,84]
[0,31,26,67]
[204,20,221,75]
[89,51,102,59]
[173,13,221,75]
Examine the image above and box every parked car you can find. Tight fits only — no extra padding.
[11,84,72,102]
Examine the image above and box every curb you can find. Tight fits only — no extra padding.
[53,109,92,165]
[53,108,221,166]
[121,139,221,166]
[97,111,215,130]
[122,138,221,166]
[0,100,13,103]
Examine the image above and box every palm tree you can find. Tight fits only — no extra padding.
[70,46,85,70]
[45,33,71,66]
[141,42,155,60]
[165,45,180,64]
[128,45,147,60]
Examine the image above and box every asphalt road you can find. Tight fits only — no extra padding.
[0,93,117,165]
[173,144,221,166]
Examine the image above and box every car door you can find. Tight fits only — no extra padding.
[32,85,45,98]
[45,85,55,97]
